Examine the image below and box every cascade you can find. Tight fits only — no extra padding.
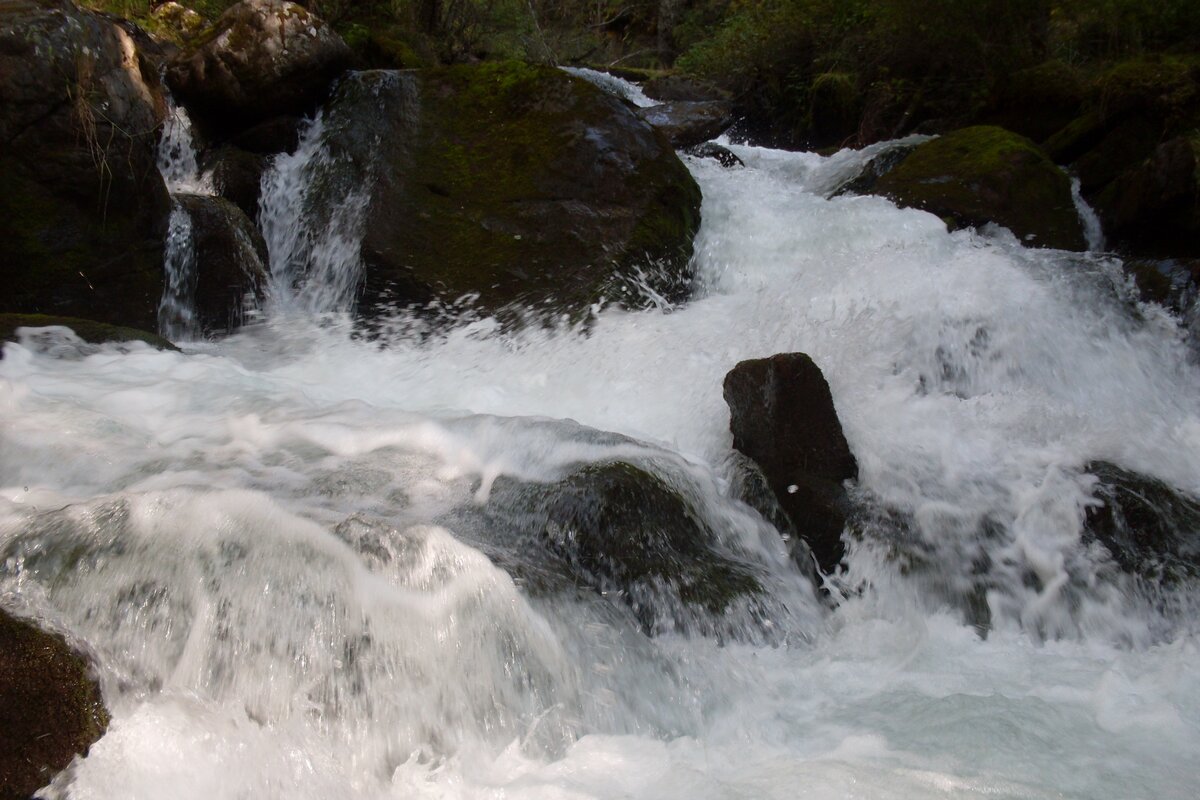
[2,72,1199,800]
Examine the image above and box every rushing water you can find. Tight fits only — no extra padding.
[3,80,1200,799]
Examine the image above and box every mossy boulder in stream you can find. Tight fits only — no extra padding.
[0,609,109,800]
[471,461,763,633]
[873,126,1086,250]
[313,63,702,319]
[0,0,170,331]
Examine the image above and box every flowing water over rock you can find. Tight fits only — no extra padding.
[3,111,1200,797]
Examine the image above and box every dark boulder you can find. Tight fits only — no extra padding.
[165,0,352,141]
[1095,135,1200,259]
[636,100,734,149]
[168,194,268,336]
[0,0,170,331]
[683,142,744,168]
[311,63,702,319]
[205,146,269,221]
[0,609,109,800]
[1083,462,1200,583]
[470,460,763,633]
[872,126,1087,250]
[723,353,858,573]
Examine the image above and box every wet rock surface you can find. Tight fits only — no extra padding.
[311,63,702,319]
[165,0,352,140]
[724,353,859,573]
[0,608,109,800]
[872,126,1087,250]
[0,0,170,331]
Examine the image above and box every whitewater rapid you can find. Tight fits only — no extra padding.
[3,119,1200,797]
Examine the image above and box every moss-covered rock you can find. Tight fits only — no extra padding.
[873,125,1086,250]
[165,0,352,141]
[313,63,702,319]
[0,608,109,800]
[0,0,170,332]
[471,460,763,632]
[0,314,177,356]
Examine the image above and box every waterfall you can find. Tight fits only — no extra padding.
[257,115,371,315]
[1071,176,1107,252]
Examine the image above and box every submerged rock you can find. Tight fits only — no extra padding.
[683,142,744,168]
[872,126,1086,250]
[636,100,734,149]
[1083,461,1200,583]
[0,609,109,800]
[0,314,177,357]
[466,460,764,633]
[172,194,268,335]
[313,63,702,319]
[165,0,351,140]
[0,0,170,331]
[723,353,858,573]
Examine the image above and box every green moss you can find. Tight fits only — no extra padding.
[875,125,1086,250]
[0,314,178,352]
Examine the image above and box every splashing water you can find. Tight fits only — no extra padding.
[4,77,1200,800]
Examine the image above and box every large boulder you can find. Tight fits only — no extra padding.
[0,0,170,331]
[165,194,268,337]
[204,145,270,220]
[873,126,1087,250]
[636,100,734,149]
[1094,134,1200,258]
[1082,462,1200,583]
[165,0,352,140]
[723,353,858,573]
[311,63,702,318]
[0,609,109,800]
[465,460,763,633]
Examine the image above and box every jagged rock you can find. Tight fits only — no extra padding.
[171,194,268,335]
[0,609,109,800]
[872,126,1087,250]
[1083,461,1200,583]
[205,146,269,220]
[723,353,858,573]
[165,0,352,140]
[0,0,170,331]
[312,63,702,319]
[636,100,734,149]
[684,142,743,168]
[468,460,763,633]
